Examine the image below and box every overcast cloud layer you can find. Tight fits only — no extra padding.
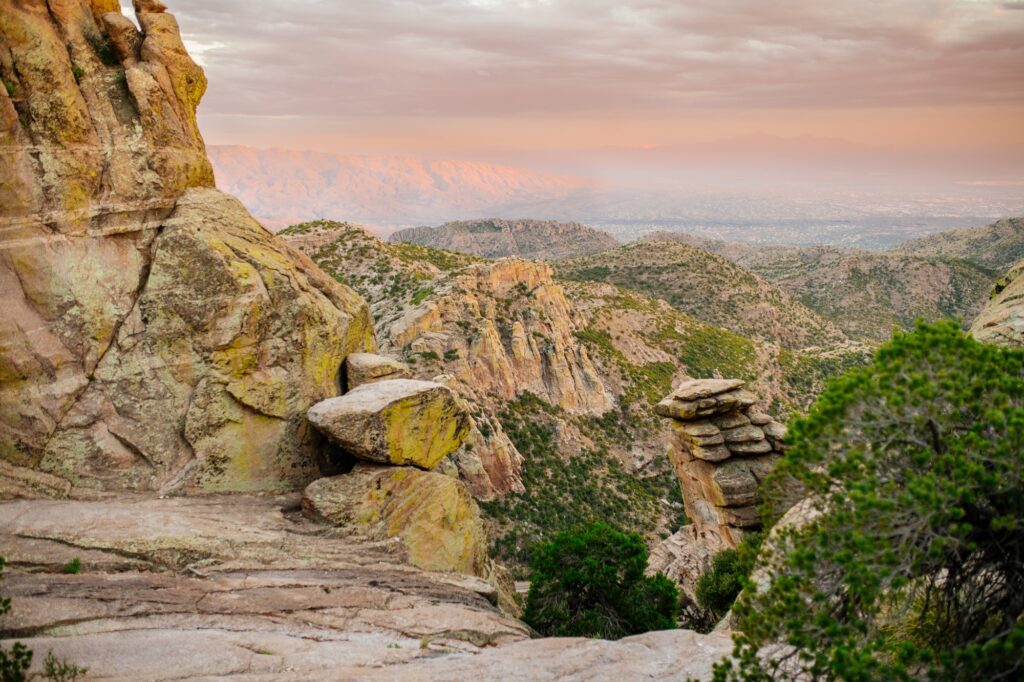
[146,0,1024,154]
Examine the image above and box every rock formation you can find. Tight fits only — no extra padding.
[307,379,469,470]
[390,259,613,414]
[970,259,1024,348]
[649,379,787,598]
[0,1,373,495]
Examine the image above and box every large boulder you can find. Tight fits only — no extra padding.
[307,379,469,470]
[302,465,488,575]
[0,1,375,495]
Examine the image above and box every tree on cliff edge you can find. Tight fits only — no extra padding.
[523,522,678,639]
[718,320,1024,681]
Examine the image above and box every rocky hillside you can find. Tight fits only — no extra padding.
[390,218,619,260]
[892,217,1024,271]
[284,221,870,571]
[641,232,995,342]
[208,145,596,230]
[555,240,848,349]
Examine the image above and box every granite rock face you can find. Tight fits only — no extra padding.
[0,1,374,495]
[307,379,469,470]
[971,259,1024,348]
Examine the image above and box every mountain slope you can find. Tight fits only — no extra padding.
[390,218,619,260]
[641,232,995,341]
[891,217,1024,271]
[554,241,848,349]
[208,145,595,230]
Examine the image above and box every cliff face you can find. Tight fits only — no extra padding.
[0,1,373,495]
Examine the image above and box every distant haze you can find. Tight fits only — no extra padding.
[158,0,1024,242]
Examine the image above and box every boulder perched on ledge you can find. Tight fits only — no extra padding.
[307,379,469,470]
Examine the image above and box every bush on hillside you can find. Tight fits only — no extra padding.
[717,320,1024,681]
[523,522,678,639]
[695,533,762,622]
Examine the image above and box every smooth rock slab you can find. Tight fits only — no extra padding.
[308,379,469,470]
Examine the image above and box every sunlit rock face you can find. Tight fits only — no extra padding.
[0,1,373,495]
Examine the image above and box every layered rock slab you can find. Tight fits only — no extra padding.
[303,465,488,576]
[0,494,531,680]
[308,379,469,470]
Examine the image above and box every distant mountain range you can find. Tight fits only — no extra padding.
[208,146,595,231]
[390,219,618,261]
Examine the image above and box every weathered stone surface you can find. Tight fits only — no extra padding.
[747,412,773,426]
[679,420,721,438]
[727,439,773,455]
[714,412,751,429]
[0,2,374,495]
[971,259,1024,348]
[374,629,735,681]
[302,465,488,576]
[669,379,746,402]
[721,424,766,444]
[0,494,533,680]
[647,524,729,602]
[344,352,412,390]
[308,380,469,470]
[691,444,732,462]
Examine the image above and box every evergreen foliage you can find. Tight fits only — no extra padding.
[717,321,1024,681]
[523,522,679,639]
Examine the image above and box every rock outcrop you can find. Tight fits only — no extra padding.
[303,464,488,576]
[970,259,1024,348]
[308,379,469,470]
[650,379,787,597]
[0,1,373,495]
[390,259,613,414]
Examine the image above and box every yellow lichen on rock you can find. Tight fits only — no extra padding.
[302,465,488,576]
[307,379,470,471]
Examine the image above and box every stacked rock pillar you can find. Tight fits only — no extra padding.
[655,379,786,547]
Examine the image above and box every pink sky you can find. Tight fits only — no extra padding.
[155,0,1024,158]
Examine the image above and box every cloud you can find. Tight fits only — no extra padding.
[151,1,1024,124]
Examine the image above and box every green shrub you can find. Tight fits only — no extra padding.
[718,321,1024,681]
[42,651,87,682]
[523,522,678,639]
[695,533,761,621]
[62,558,80,575]
[1,557,32,682]
[70,64,85,83]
